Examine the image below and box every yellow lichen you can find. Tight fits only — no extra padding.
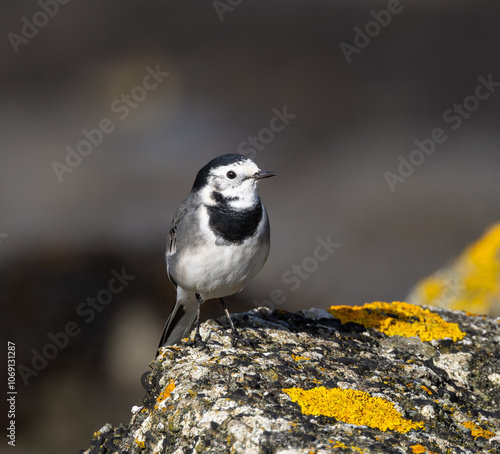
[329,440,364,453]
[411,223,500,315]
[292,354,310,361]
[135,439,145,449]
[420,277,445,302]
[465,311,481,317]
[420,385,432,395]
[411,445,426,454]
[328,301,466,342]
[155,380,175,409]
[410,445,438,454]
[462,421,495,440]
[283,386,424,434]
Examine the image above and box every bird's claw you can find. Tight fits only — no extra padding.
[186,333,210,351]
[230,330,258,349]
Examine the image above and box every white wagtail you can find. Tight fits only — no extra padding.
[157,154,276,354]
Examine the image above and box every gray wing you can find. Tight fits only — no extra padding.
[166,195,197,285]
[167,196,194,256]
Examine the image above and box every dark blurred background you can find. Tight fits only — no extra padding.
[1,1,500,452]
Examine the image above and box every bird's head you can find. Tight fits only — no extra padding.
[192,154,276,209]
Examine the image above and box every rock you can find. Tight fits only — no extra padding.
[81,303,500,454]
[407,223,500,316]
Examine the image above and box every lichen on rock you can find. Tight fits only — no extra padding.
[282,386,424,433]
[328,301,466,342]
[81,303,500,454]
[408,222,500,316]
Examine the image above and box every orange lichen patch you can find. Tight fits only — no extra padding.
[465,311,481,317]
[410,445,439,454]
[411,223,500,315]
[328,301,466,342]
[292,354,310,361]
[420,385,432,395]
[462,421,495,440]
[283,386,424,434]
[135,439,145,449]
[330,441,348,448]
[155,380,175,408]
[411,445,427,454]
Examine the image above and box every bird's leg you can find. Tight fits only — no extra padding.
[219,298,257,348]
[187,294,209,349]
[193,293,204,342]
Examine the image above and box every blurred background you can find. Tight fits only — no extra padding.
[1,1,500,452]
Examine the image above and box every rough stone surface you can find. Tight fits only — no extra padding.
[81,305,500,454]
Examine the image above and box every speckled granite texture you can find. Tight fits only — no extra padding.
[81,303,500,454]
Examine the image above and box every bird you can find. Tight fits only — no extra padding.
[157,153,276,355]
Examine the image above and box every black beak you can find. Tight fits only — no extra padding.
[254,170,277,180]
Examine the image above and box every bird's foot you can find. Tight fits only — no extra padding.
[186,332,210,351]
[229,329,258,349]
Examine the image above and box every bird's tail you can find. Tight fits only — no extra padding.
[156,288,198,356]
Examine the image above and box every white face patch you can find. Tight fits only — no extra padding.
[199,160,261,209]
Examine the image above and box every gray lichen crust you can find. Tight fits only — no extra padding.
[81,306,500,454]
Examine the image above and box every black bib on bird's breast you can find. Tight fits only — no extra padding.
[207,195,263,245]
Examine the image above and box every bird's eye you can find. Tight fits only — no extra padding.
[226,170,237,179]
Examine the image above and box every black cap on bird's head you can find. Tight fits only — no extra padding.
[191,154,276,192]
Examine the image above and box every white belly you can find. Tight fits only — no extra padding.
[173,235,269,298]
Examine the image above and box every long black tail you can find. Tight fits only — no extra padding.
[156,289,198,356]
